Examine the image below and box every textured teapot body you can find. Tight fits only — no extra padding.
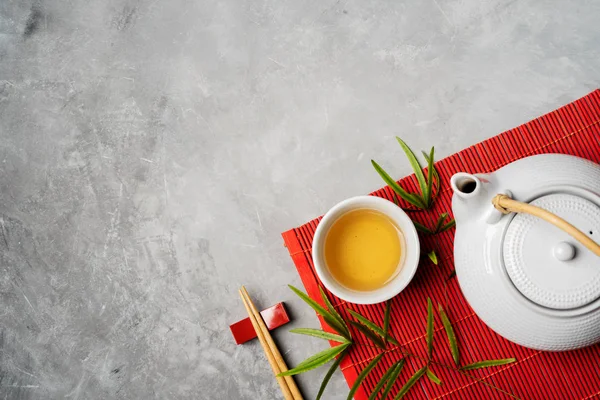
[451,154,600,351]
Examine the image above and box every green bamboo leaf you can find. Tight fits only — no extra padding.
[424,146,435,207]
[316,348,348,400]
[427,250,438,265]
[347,309,400,346]
[396,137,428,201]
[404,192,427,209]
[289,285,350,339]
[426,298,434,359]
[350,321,386,349]
[371,160,426,209]
[413,221,433,235]
[383,300,392,346]
[394,366,427,399]
[290,328,349,344]
[439,219,456,233]
[278,343,350,376]
[368,361,401,400]
[438,304,459,366]
[347,354,384,400]
[320,286,350,339]
[434,213,448,233]
[426,368,442,385]
[381,360,405,400]
[422,150,440,200]
[460,358,516,371]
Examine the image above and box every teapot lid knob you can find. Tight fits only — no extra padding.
[553,241,576,262]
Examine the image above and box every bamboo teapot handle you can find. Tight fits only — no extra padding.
[492,194,600,257]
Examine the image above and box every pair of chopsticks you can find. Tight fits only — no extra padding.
[239,286,303,400]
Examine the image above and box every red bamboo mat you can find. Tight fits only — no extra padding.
[282,90,600,400]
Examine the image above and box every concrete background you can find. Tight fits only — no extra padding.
[1,0,599,398]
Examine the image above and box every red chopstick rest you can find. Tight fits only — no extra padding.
[230,302,290,345]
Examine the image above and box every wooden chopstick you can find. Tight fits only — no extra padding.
[239,287,303,400]
[239,288,293,399]
[241,287,303,399]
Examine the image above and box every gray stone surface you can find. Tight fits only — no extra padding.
[0,0,599,398]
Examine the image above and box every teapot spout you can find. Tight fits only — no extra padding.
[451,173,505,225]
[451,173,483,199]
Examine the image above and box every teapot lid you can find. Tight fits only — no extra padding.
[503,193,600,310]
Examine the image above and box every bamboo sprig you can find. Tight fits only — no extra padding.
[414,212,456,235]
[372,138,440,210]
[286,287,517,399]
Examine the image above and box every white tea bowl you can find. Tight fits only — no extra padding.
[312,196,420,304]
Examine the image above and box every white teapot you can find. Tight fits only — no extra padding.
[451,154,600,351]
